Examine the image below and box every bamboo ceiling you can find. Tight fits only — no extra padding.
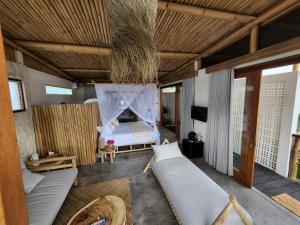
[0,0,280,82]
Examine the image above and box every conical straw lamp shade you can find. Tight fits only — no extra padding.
[105,0,159,84]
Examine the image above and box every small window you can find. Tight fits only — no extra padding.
[162,86,176,93]
[262,65,293,76]
[45,85,72,95]
[8,79,25,112]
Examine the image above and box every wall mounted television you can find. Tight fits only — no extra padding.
[191,106,208,122]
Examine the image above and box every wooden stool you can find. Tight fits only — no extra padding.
[99,145,116,163]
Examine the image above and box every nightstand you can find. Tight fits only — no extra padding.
[182,139,204,159]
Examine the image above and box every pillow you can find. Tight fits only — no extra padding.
[152,141,183,162]
[22,169,45,194]
[111,118,120,128]
[19,158,45,194]
[97,125,114,135]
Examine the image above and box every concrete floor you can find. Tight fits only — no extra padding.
[78,128,300,225]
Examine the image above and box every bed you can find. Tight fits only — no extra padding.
[101,121,156,153]
[145,139,253,225]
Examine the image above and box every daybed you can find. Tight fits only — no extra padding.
[145,140,253,225]
[21,156,78,225]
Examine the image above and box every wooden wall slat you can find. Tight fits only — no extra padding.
[32,103,100,165]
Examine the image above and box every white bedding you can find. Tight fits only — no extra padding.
[151,157,252,225]
[102,121,156,146]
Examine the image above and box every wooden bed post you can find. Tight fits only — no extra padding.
[0,24,29,225]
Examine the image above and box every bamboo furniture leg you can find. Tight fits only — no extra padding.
[143,138,170,173]
[143,155,155,173]
[212,195,252,225]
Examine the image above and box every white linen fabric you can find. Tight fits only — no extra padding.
[180,77,195,142]
[151,157,252,225]
[152,142,183,162]
[101,121,156,146]
[205,68,233,175]
[95,84,160,144]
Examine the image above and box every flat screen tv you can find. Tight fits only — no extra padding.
[191,106,207,122]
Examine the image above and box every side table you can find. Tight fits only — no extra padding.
[99,145,116,163]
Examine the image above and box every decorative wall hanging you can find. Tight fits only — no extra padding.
[105,0,158,84]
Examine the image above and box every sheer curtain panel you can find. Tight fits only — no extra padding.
[180,77,195,142]
[205,68,233,175]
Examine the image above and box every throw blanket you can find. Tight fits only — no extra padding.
[129,121,151,137]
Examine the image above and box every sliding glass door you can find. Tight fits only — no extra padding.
[232,70,261,187]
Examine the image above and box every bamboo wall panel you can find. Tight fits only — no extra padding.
[32,103,100,165]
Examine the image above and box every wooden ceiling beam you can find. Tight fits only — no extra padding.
[61,69,110,73]
[14,41,199,58]
[78,79,112,83]
[250,25,259,53]
[4,38,73,81]
[161,0,300,82]
[62,68,170,76]
[205,36,300,73]
[158,1,256,23]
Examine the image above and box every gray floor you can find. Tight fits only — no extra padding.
[78,128,300,225]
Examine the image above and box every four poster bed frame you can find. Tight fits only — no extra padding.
[95,84,159,154]
[144,139,253,225]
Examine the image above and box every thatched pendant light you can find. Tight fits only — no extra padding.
[105,0,158,84]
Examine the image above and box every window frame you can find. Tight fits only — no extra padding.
[45,84,73,96]
[8,78,26,113]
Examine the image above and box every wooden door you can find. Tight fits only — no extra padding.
[0,25,29,225]
[233,70,261,188]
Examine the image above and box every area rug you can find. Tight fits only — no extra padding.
[53,178,133,225]
[272,193,300,217]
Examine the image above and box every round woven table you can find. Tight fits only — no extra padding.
[67,195,126,225]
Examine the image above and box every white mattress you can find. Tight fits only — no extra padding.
[103,121,156,146]
[151,157,252,225]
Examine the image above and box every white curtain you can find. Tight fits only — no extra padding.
[205,68,233,175]
[180,77,195,142]
[95,84,160,144]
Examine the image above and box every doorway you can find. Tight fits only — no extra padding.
[160,84,181,139]
[233,58,300,217]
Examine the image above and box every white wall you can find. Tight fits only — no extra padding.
[7,61,36,160]
[193,69,210,142]
[27,68,83,105]
[6,60,83,159]
[276,71,300,176]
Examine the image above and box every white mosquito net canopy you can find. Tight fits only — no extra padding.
[95,84,160,144]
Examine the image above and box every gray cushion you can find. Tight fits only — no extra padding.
[26,168,78,225]
[22,169,45,194]
[151,157,252,225]
[20,158,45,194]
